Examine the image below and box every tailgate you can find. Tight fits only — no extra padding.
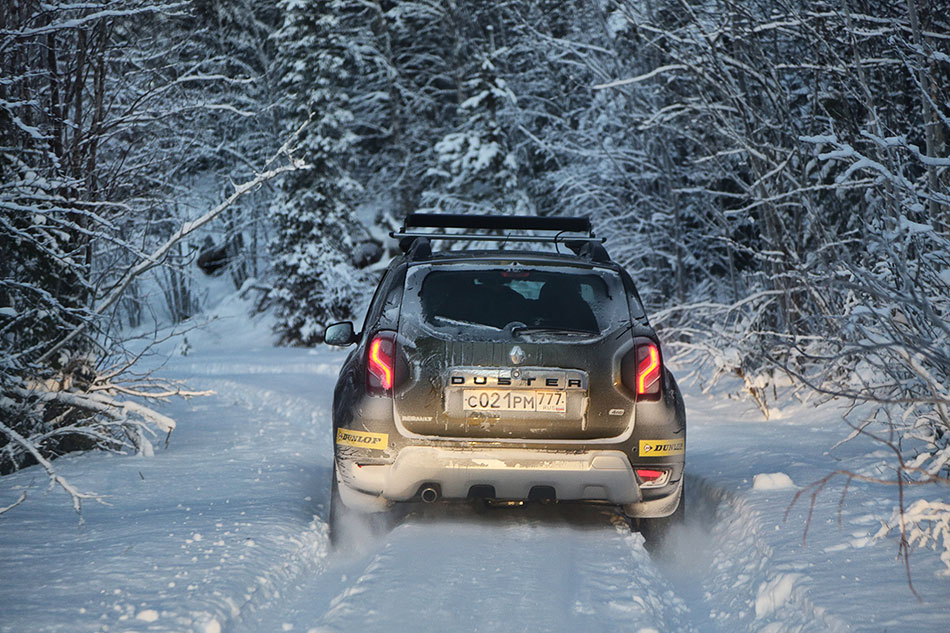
[394,336,632,440]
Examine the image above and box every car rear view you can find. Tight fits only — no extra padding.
[324,214,686,538]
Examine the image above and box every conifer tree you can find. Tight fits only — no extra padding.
[425,52,529,216]
[270,0,365,345]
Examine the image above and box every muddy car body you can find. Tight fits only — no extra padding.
[325,214,686,528]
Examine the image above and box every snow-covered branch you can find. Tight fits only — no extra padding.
[37,124,309,366]
[0,419,105,516]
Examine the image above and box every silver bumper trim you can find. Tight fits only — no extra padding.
[338,447,641,506]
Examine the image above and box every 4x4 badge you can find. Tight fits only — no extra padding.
[509,345,526,365]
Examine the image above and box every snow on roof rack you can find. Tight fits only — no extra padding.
[391,213,604,253]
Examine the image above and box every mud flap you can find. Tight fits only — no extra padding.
[622,477,683,519]
[329,465,398,551]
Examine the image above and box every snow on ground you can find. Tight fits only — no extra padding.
[239,511,693,633]
[679,395,950,633]
[1,294,948,633]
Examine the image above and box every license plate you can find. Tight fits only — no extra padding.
[461,389,566,413]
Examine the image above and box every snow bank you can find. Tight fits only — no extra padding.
[671,384,950,633]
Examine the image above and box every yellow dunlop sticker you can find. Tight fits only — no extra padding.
[336,428,388,450]
[639,438,685,457]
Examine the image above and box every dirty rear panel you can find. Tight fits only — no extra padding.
[393,262,636,441]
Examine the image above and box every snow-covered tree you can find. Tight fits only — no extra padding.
[424,53,529,215]
[594,0,949,574]
[0,0,301,511]
[269,0,366,345]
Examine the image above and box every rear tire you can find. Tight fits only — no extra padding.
[637,482,685,550]
[328,462,398,551]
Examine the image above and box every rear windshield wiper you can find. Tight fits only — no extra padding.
[510,325,597,336]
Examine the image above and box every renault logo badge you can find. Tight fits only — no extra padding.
[509,345,526,365]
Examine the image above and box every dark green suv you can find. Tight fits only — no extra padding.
[324,214,686,535]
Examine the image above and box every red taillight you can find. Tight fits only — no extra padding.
[369,336,393,389]
[621,337,663,400]
[636,343,661,396]
[366,331,408,395]
[368,334,395,393]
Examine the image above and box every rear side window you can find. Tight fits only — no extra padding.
[360,265,406,337]
[404,265,629,340]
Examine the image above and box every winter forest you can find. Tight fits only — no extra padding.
[2,0,949,593]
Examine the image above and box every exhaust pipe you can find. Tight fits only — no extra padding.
[420,486,440,503]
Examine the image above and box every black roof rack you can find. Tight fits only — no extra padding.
[403,213,591,234]
[392,213,604,253]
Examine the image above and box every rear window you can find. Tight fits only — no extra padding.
[403,265,630,340]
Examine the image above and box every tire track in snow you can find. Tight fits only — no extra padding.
[177,376,330,432]
[154,365,337,632]
[250,508,696,633]
[174,360,342,378]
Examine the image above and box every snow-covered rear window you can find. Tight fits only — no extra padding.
[403,265,629,340]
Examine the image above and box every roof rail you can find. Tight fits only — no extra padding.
[392,213,604,253]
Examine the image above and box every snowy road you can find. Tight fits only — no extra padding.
[1,310,947,633]
[238,508,693,633]
[168,338,695,633]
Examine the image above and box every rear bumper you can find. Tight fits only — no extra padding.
[336,446,643,509]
